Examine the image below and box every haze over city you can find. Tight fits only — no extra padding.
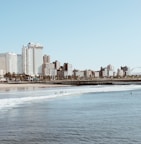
[1,0,141,70]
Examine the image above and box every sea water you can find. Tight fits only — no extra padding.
[0,85,141,144]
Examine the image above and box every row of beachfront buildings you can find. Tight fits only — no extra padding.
[0,42,131,80]
[0,42,73,79]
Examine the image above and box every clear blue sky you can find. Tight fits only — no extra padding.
[0,0,141,70]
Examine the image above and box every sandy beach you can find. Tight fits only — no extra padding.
[0,83,67,90]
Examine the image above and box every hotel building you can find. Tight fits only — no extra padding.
[22,42,43,76]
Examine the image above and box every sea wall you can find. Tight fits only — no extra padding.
[48,79,141,85]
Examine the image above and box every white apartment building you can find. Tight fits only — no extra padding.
[0,53,18,74]
[84,70,93,79]
[94,71,100,78]
[74,70,84,79]
[17,54,22,74]
[117,69,124,77]
[102,68,108,77]
[108,71,114,77]
[101,65,115,78]
[0,69,4,77]
[0,53,6,74]
[6,53,17,74]
[22,42,43,76]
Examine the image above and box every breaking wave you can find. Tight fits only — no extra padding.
[0,85,141,111]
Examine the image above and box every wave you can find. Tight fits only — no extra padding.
[0,85,141,111]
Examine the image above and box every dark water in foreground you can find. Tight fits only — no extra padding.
[0,85,141,144]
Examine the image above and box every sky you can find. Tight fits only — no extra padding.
[0,0,141,71]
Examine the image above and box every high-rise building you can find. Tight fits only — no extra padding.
[17,54,22,74]
[42,54,57,78]
[6,53,17,74]
[0,53,7,74]
[43,55,50,63]
[63,63,73,78]
[0,53,18,74]
[53,60,60,70]
[22,42,43,76]
[0,53,22,74]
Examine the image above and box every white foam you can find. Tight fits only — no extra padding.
[0,85,141,111]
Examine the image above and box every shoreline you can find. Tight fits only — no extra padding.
[0,78,141,90]
[0,83,68,90]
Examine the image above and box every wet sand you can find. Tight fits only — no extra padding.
[0,83,67,90]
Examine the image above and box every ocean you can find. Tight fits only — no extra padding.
[0,85,141,144]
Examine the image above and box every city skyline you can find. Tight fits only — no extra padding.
[0,42,140,79]
[0,0,141,70]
